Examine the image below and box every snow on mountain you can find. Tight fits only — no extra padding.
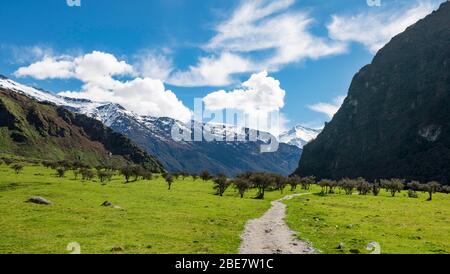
[279,125,322,148]
[1,76,302,175]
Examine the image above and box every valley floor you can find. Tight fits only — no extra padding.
[0,164,449,254]
[0,164,304,254]
[285,188,450,254]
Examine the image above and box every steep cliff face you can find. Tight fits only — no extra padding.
[296,2,450,184]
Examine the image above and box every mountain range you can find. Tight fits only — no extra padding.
[0,77,319,176]
[0,84,164,172]
[296,1,450,184]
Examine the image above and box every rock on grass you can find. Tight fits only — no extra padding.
[27,196,52,205]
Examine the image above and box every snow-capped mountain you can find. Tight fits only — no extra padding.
[0,76,302,176]
[279,125,322,148]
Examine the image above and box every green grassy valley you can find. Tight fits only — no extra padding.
[0,163,303,254]
[0,162,448,254]
[285,189,450,254]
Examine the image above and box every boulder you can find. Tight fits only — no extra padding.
[27,196,52,205]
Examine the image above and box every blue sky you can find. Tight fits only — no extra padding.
[0,0,444,131]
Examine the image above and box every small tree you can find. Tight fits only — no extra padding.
[164,174,174,190]
[11,163,24,174]
[142,171,153,181]
[407,181,421,194]
[442,185,450,194]
[423,181,440,201]
[340,178,356,195]
[200,170,213,182]
[56,168,66,178]
[81,168,95,181]
[250,173,273,199]
[132,165,145,181]
[382,179,404,197]
[356,178,371,195]
[120,166,134,183]
[192,174,199,181]
[300,176,315,190]
[97,170,113,183]
[272,174,287,194]
[288,176,300,191]
[3,158,14,166]
[372,181,381,196]
[319,179,336,194]
[233,178,251,198]
[213,173,230,196]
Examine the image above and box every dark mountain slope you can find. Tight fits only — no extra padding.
[296,1,450,184]
[0,88,164,172]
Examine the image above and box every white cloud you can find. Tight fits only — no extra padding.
[14,51,133,84]
[327,1,440,53]
[14,56,75,80]
[59,77,192,122]
[203,71,286,134]
[205,0,346,68]
[73,51,133,87]
[308,95,346,119]
[203,71,285,112]
[168,0,346,87]
[15,51,192,122]
[134,50,174,81]
[168,52,254,87]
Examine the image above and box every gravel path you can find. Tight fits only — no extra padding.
[238,193,316,254]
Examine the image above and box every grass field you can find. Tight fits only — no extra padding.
[285,188,450,254]
[0,163,303,254]
[0,163,449,254]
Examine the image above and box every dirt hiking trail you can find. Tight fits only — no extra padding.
[239,193,316,254]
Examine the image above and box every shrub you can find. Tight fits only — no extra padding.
[442,185,450,194]
[81,168,95,181]
[11,163,24,174]
[372,181,381,196]
[423,181,441,201]
[300,176,315,190]
[356,178,371,195]
[142,171,153,181]
[233,178,251,198]
[339,178,356,195]
[407,181,421,194]
[381,179,404,197]
[318,179,336,194]
[120,166,134,183]
[213,173,230,197]
[164,173,174,190]
[3,158,14,166]
[56,168,66,178]
[408,189,418,198]
[97,170,113,182]
[192,174,199,181]
[272,174,287,194]
[200,170,213,182]
[42,160,52,169]
[288,176,300,191]
[249,173,273,199]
